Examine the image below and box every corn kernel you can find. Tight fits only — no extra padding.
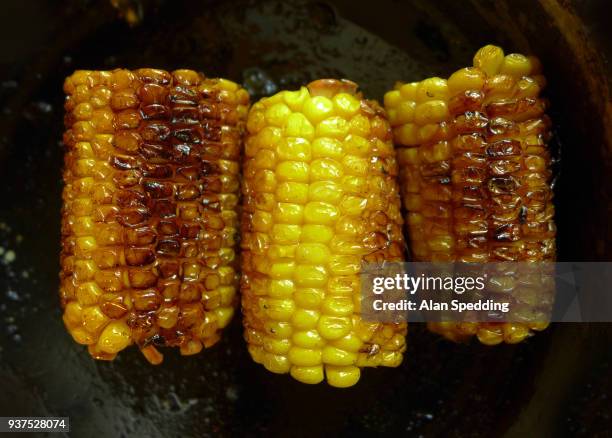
[263,353,292,374]
[328,255,361,275]
[73,260,97,281]
[76,282,103,306]
[393,124,420,146]
[331,333,363,353]
[304,202,339,224]
[71,327,96,345]
[321,296,354,316]
[63,301,83,327]
[383,90,401,108]
[262,298,295,321]
[269,261,296,279]
[273,203,304,224]
[310,158,343,180]
[268,244,297,260]
[394,100,416,125]
[283,87,309,111]
[97,320,131,354]
[414,100,449,125]
[265,103,292,127]
[81,305,109,334]
[214,307,234,328]
[303,96,334,124]
[264,320,293,338]
[318,315,352,340]
[380,351,403,367]
[294,265,327,287]
[325,365,360,388]
[296,243,331,264]
[288,347,322,366]
[415,77,448,102]
[343,135,371,156]
[500,53,532,78]
[308,181,342,203]
[301,224,333,243]
[247,109,266,134]
[292,330,325,349]
[348,114,371,137]
[399,82,418,99]
[276,161,309,182]
[291,309,320,330]
[294,288,325,309]
[448,67,486,94]
[333,93,360,117]
[339,196,367,215]
[278,139,311,164]
[473,44,505,76]
[272,224,301,243]
[291,365,324,384]
[263,336,291,355]
[315,116,350,139]
[311,137,344,159]
[322,346,357,366]
[285,113,315,140]
[269,279,295,298]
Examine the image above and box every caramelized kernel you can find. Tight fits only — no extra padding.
[101,300,128,319]
[125,247,155,266]
[132,289,162,311]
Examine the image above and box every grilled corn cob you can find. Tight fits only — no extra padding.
[241,79,407,387]
[384,45,555,345]
[61,69,249,363]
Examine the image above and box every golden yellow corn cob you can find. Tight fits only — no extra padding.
[384,45,555,345]
[241,79,407,387]
[61,69,249,363]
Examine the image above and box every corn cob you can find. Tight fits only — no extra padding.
[61,69,249,363]
[241,79,407,387]
[384,45,555,345]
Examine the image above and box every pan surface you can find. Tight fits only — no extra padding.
[0,1,610,436]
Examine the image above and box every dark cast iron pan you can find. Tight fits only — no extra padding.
[0,0,611,436]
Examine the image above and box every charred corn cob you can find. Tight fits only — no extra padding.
[61,69,249,363]
[385,45,555,345]
[241,79,407,387]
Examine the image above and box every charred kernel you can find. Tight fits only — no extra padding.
[101,301,128,319]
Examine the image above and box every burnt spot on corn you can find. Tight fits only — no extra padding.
[385,45,555,345]
[60,69,249,363]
